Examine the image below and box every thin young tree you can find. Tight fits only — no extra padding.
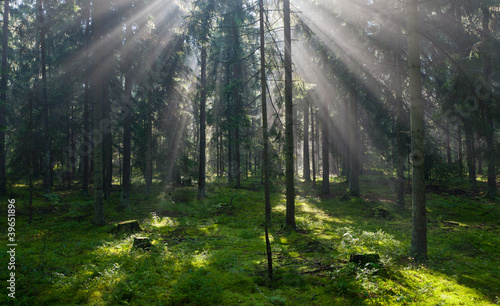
[260,0,272,281]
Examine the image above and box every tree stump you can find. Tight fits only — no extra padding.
[133,237,152,250]
[349,254,381,268]
[114,220,142,234]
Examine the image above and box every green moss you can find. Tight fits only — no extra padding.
[4,176,499,305]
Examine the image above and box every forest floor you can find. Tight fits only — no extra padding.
[1,173,500,305]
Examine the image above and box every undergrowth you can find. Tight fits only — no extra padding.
[0,175,499,305]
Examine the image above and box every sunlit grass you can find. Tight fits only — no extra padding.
[2,174,499,305]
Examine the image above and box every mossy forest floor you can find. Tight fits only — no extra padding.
[1,173,499,305]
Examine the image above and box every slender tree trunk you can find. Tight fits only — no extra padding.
[284,0,295,228]
[408,0,427,261]
[446,125,452,166]
[303,101,311,183]
[93,0,105,226]
[103,80,112,198]
[198,46,207,197]
[145,90,153,196]
[120,72,132,210]
[477,142,483,175]
[458,126,463,177]
[260,0,273,281]
[464,123,477,192]
[311,105,317,187]
[82,0,91,196]
[38,0,51,193]
[321,105,330,195]
[0,0,9,196]
[343,97,350,181]
[395,32,405,208]
[349,87,360,197]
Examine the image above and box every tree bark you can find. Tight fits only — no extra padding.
[284,0,295,228]
[408,0,427,261]
[464,123,477,192]
[311,105,316,187]
[38,0,51,194]
[321,105,330,195]
[303,100,311,183]
[458,126,463,177]
[198,46,207,198]
[349,87,360,197]
[120,73,132,210]
[93,0,105,226]
[260,0,271,226]
[395,31,405,208]
[145,90,152,196]
[82,0,91,196]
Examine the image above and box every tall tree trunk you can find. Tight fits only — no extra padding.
[103,80,112,198]
[482,6,497,198]
[464,123,477,192]
[303,101,311,183]
[38,0,51,193]
[395,31,405,208]
[321,105,330,195]
[284,0,295,228]
[198,46,207,198]
[446,123,452,166]
[260,0,273,281]
[120,72,132,210]
[0,0,9,196]
[311,105,316,187]
[145,90,153,196]
[93,0,105,226]
[349,87,360,197]
[343,97,350,181]
[458,126,463,177]
[408,0,427,261]
[82,0,91,196]
[260,0,271,227]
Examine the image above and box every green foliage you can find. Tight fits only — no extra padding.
[6,175,500,305]
[170,268,222,305]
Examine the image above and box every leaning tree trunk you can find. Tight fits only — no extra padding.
[284,0,295,228]
[0,0,9,196]
[408,0,427,261]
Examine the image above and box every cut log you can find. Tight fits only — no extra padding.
[114,220,142,234]
[133,237,151,250]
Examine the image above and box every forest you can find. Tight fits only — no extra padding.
[0,0,499,304]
